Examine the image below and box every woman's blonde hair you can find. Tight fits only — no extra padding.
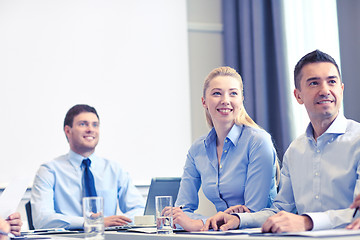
[203,66,260,129]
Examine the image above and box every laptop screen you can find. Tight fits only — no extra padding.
[144,177,181,216]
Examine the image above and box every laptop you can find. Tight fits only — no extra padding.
[106,177,181,230]
[144,177,181,216]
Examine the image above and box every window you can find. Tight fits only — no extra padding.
[282,0,341,138]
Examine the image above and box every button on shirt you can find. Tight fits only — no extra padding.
[175,124,277,221]
[31,150,145,229]
[238,114,360,230]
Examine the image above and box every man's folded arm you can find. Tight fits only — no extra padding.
[237,208,277,229]
[34,213,84,230]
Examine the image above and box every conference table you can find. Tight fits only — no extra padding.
[45,228,360,240]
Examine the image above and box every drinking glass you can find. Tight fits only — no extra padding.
[155,196,173,234]
[83,197,104,240]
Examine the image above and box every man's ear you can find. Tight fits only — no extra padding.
[294,89,304,104]
[64,125,71,137]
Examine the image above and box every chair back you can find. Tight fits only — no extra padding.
[275,158,281,191]
[25,201,35,230]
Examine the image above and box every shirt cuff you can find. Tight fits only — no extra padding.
[303,213,331,231]
[238,213,254,229]
[237,210,275,229]
[67,216,85,230]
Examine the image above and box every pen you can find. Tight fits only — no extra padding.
[353,207,359,218]
[179,205,185,209]
[0,230,15,238]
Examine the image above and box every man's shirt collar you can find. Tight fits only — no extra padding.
[306,113,346,140]
[68,150,98,169]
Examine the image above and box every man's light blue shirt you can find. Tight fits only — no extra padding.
[31,150,145,229]
[239,114,360,230]
[176,124,277,221]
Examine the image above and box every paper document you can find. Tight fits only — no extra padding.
[0,176,30,219]
[126,227,157,234]
[22,228,80,235]
[251,228,360,238]
[126,227,186,234]
[183,228,262,235]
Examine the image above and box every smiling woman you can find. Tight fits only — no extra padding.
[170,67,278,232]
[203,76,244,132]
[202,67,259,131]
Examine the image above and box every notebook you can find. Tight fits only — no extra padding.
[106,177,181,231]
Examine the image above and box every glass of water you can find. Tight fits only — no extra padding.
[83,197,104,240]
[155,196,173,234]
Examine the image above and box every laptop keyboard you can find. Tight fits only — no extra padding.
[105,225,131,231]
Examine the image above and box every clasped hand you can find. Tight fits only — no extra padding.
[201,208,314,233]
[201,204,250,231]
[261,211,313,233]
[201,211,240,231]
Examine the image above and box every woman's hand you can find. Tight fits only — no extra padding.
[224,205,250,214]
[163,207,204,232]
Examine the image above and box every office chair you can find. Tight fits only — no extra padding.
[275,158,281,192]
[25,201,35,230]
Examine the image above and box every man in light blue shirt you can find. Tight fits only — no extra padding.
[31,104,145,229]
[202,50,360,232]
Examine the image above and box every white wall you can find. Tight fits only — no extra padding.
[187,0,224,141]
[4,0,223,230]
[337,0,360,122]
[282,0,341,138]
[0,0,191,186]
[187,0,222,217]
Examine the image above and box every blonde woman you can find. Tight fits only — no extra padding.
[171,67,277,231]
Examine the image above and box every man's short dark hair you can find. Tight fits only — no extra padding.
[64,104,99,128]
[294,50,341,89]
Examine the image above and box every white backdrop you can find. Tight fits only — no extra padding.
[0,0,191,186]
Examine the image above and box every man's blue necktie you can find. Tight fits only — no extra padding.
[82,158,97,197]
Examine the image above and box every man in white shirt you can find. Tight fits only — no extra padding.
[202,50,360,233]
